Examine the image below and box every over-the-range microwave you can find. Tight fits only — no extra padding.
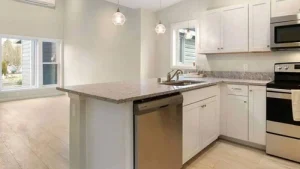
[271,14,300,50]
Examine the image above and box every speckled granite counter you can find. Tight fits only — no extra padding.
[57,77,270,104]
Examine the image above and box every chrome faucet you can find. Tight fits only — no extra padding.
[167,69,184,82]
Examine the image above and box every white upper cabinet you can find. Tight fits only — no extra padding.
[249,86,267,145]
[249,0,271,52]
[221,4,249,53]
[200,4,249,53]
[199,10,222,53]
[271,0,300,17]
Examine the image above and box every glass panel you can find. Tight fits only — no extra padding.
[275,25,300,43]
[267,97,300,126]
[176,28,196,65]
[1,38,34,89]
[42,42,56,62]
[43,64,57,85]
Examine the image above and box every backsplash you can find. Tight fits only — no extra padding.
[204,71,274,81]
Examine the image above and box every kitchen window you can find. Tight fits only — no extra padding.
[0,35,62,91]
[171,20,199,69]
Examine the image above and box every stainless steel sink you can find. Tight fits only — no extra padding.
[160,80,205,86]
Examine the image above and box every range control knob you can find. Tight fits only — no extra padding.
[285,66,289,70]
[278,66,282,70]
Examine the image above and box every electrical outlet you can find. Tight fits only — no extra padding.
[243,64,248,71]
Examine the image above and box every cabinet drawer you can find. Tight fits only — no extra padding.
[226,84,248,96]
[182,85,219,106]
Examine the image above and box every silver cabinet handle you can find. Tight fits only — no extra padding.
[244,101,247,103]
[267,45,270,48]
[232,88,242,90]
[249,90,253,92]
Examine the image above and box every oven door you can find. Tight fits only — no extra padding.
[267,89,300,125]
[271,20,300,49]
[267,88,300,138]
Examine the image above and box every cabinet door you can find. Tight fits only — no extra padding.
[199,10,222,53]
[200,97,219,148]
[183,103,201,164]
[221,4,249,53]
[227,95,249,141]
[249,0,271,52]
[271,0,300,17]
[249,86,267,145]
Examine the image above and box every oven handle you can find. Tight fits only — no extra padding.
[267,92,291,100]
[267,88,291,93]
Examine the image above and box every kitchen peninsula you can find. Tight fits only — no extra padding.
[57,77,269,169]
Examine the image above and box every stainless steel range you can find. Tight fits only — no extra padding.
[266,62,300,162]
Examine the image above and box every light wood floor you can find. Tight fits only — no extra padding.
[0,96,300,169]
[184,140,300,169]
[0,96,69,169]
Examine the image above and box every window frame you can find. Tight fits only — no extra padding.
[39,39,63,88]
[0,34,63,92]
[170,20,199,70]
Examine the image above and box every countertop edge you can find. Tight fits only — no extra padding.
[57,79,269,104]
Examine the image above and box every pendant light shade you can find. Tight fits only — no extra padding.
[155,21,166,34]
[112,1,126,26]
[185,30,193,39]
[155,0,166,34]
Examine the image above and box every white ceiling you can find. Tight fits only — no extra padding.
[106,0,185,11]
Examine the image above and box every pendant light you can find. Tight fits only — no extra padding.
[185,21,193,39]
[155,0,166,34]
[112,0,126,26]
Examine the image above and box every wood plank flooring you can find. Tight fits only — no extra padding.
[0,96,300,169]
[184,140,300,169]
[0,96,69,169]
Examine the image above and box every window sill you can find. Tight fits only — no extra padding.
[171,65,196,70]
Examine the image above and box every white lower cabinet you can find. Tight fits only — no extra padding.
[182,86,220,164]
[249,86,267,145]
[221,84,267,145]
[226,95,249,141]
[183,84,266,164]
[200,98,219,148]
[183,102,202,163]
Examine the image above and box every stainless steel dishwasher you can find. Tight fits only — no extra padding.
[134,93,183,169]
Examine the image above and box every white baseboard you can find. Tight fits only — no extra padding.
[219,135,266,151]
[0,88,65,102]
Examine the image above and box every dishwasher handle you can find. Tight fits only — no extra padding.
[134,94,183,115]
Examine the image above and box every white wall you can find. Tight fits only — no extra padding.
[140,9,157,79]
[0,0,64,39]
[155,0,300,76]
[63,0,142,86]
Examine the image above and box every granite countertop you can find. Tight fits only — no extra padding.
[57,77,270,104]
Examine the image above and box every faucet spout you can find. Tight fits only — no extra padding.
[166,69,183,82]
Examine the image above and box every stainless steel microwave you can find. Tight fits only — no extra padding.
[271,14,300,50]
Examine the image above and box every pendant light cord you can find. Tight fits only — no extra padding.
[117,0,120,12]
[160,0,162,10]
[158,0,162,23]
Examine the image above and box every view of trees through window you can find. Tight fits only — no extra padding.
[1,36,60,90]
[1,38,24,88]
